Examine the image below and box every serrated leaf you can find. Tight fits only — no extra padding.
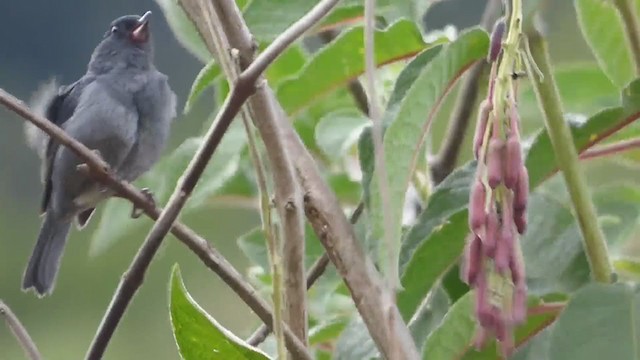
[315,110,368,160]
[277,20,441,115]
[90,121,246,255]
[170,265,271,360]
[575,0,635,87]
[368,28,489,284]
[154,0,211,62]
[184,60,221,114]
[549,283,640,360]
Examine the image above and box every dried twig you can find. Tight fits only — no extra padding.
[0,300,41,360]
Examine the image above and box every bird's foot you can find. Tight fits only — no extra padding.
[131,187,156,219]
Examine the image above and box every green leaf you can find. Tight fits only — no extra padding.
[367,28,488,281]
[308,318,349,345]
[613,257,640,280]
[154,0,211,62]
[519,64,618,119]
[526,77,640,187]
[170,265,271,360]
[90,121,246,255]
[315,110,368,160]
[237,223,325,272]
[409,285,451,353]
[511,324,554,360]
[277,20,439,115]
[575,0,635,87]
[422,293,561,360]
[333,316,379,360]
[328,174,362,205]
[264,45,307,86]
[549,283,640,360]
[184,59,221,114]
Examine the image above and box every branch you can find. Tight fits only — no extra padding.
[0,300,41,360]
[526,28,614,283]
[613,0,640,75]
[246,202,365,346]
[0,89,309,359]
[430,0,502,184]
[580,137,640,160]
[179,0,420,357]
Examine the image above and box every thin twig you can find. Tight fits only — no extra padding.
[613,0,640,75]
[430,0,502,184]
[1,88,289,360]
[526,28,613,283]
[246,202,365,346]
[318,29,370,115]
[0,300,41,360]
[180,0,421,357]
[580,137,640,160]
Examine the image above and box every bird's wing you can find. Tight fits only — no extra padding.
[40,77,93,214]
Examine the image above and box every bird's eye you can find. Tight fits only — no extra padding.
[111,26,118,34]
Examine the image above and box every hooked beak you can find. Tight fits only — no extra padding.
[132,11,152,43]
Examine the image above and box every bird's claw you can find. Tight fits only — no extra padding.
[131,187,156,219]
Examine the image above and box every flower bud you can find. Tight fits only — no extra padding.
[488,17,506,63]
[461,234,483,285]
[514,209,527,234]
[474,276,494,328]
[469,180,487,232]
[509,248,525,286]
[513,166,529,213]
[487,138,505,189]
[504,136,523,189]
[473,99,492,159]
[495,228,513,274]
[483,207,499,256]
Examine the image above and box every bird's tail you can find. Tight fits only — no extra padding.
[22,212,71,296]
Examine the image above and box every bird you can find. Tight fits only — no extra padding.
[22,11,177,296]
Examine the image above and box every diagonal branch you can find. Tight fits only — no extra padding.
[0,300,41,360]
[0,88,311,360]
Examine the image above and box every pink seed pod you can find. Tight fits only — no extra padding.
[488,17,506,63]
[513,166,529,213]
[509,248,526,286]
[469,180,487,232]
[487,138,505,189]
[483,206,499,256]
[473,99,493,159]
[514,208,527,235]
[504,136,523,189]
[511,285,528,324]
[461,234,483,285]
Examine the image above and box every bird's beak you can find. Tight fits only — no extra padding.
[132,11,152,43]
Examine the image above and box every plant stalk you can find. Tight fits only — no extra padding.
[526,29,614,283]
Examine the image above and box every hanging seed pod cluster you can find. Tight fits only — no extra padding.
[461,11,530,357]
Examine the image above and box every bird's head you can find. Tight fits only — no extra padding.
[89,11,154,73]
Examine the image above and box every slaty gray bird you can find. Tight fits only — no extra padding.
[23,11,177,296]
